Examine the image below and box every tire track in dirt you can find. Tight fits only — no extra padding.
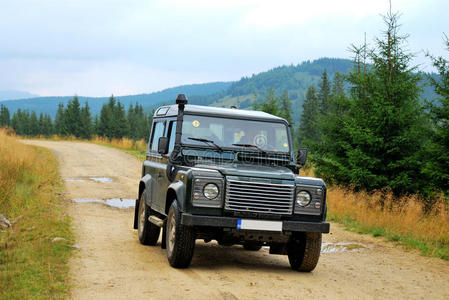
[24,140,449,299]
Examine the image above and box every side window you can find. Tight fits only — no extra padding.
[150,121,166,151]
[168,121,177,153]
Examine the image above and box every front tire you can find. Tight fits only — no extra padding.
[137,190,160,245]
[166,201,196,268]
[288,232,322,272]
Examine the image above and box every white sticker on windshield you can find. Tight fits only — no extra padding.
[192,120,200,127]
[254,134,267,147]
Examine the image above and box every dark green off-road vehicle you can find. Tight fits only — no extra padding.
[134,94,329,271]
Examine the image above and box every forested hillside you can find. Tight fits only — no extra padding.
[209,58,354,123]
[0,81,231,119]
[185,58,437,124]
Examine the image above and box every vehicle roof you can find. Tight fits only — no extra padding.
[153,104,287,123]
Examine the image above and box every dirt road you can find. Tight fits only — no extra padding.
[23,141,449,299]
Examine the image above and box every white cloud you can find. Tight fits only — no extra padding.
[0,0,447,95]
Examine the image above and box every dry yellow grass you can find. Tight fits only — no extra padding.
[0,129,73,298]
[301,166,449,259]
[0,129,35,211]
[327,188,448,250]
[91,136,147,152]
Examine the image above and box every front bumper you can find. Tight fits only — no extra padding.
[181,213,330,233]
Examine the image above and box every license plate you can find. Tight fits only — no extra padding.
[237,219,282,231]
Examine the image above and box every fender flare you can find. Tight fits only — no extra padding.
[166,180,187,214]
[133,174,153,229]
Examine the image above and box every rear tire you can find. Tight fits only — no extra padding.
[288,232,322,272]
[137,190,160,246]
[166,201,196,268]
[243,242,262,251]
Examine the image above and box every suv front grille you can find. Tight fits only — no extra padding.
[225,180,294,215]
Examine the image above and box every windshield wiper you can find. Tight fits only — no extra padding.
[232,143,267,155]
[188,137,223,152]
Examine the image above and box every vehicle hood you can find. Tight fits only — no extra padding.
[194,163,295,181]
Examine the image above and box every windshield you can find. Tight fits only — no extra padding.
[181,115,290,152]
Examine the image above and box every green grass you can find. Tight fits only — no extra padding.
[0,138,74,299]
[328,213,449,260]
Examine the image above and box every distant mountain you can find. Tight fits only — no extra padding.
[0,82,232,119]
[0,90,39,101]
[1,58,437,124]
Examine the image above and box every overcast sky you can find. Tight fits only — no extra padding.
[1,0,448,97]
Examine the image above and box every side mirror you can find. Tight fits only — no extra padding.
[158,137,169,155]
[297,148,308,166]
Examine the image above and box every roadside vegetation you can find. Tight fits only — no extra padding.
[300,167,449,260]
[327,188,449,259]
[0,129,73,299]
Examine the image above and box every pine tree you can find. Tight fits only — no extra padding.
[146,108,155,141]
[252,91,258,107]
[331,72,345,101]
[98,96,114,138]
[253,88,279,115]
[65,96,82,137]
[0,104,10,127]
[127,103,136,139]
[423,37,449,193]
[312,75,351,183]
[318,70,331,115]
[313,11,426,196]
[135,104,149,139]
[11,110,20,134]
[327,72,349,116]
[127,103,147,139]
[93,115,99,136]
[55,103,66,135]
[80,102,92,139]
[29,111,39,136]
[298,86,320,148]
[42,114,53,137]
[279,90,293,124]
[38,113,44,135]
[114,101,129,139]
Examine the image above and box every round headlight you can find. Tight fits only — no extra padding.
[203,183,219,200]
[296,191,311,207]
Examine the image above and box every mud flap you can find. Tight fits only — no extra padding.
[161,224,167,249]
